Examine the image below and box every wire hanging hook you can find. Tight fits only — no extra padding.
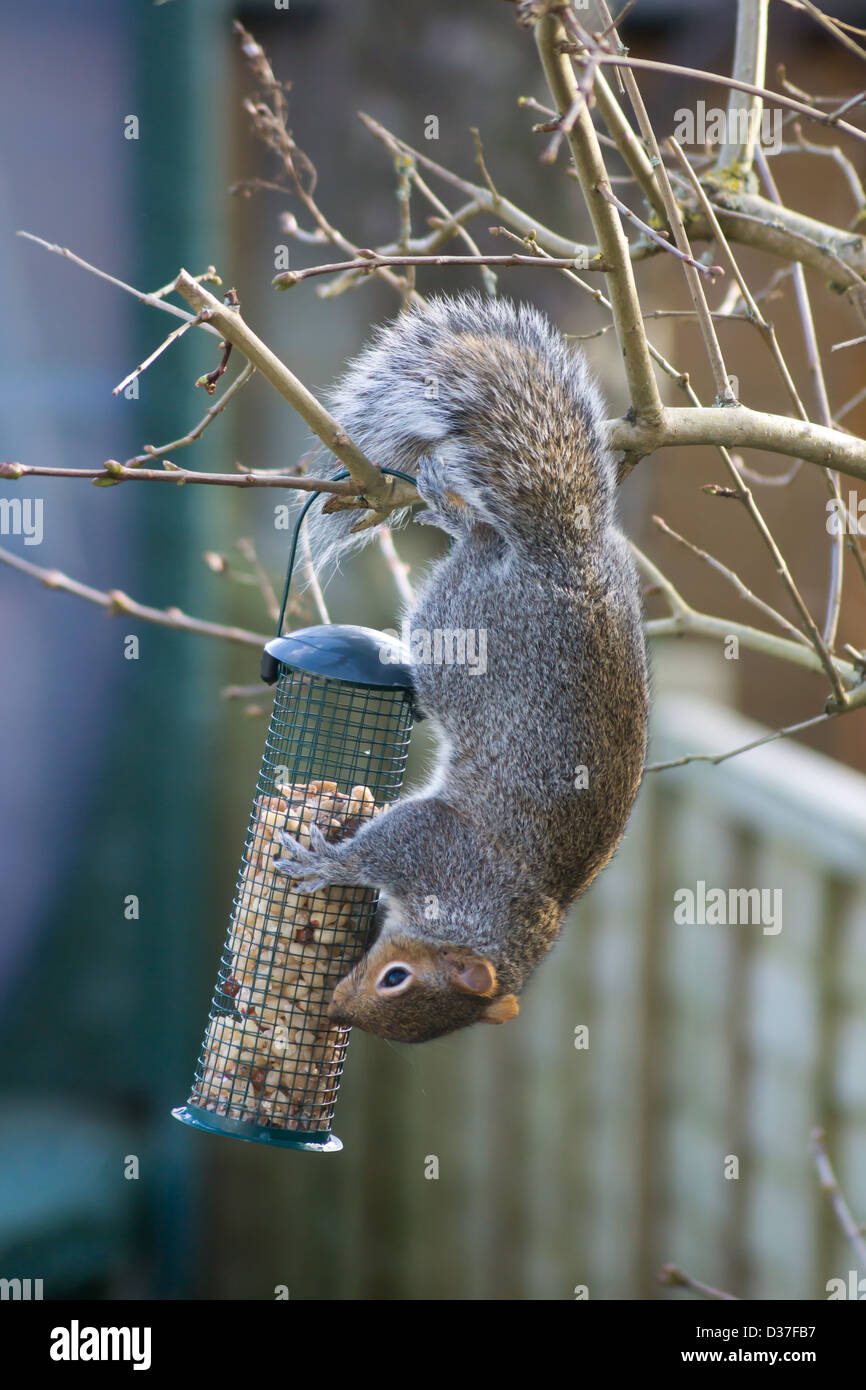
[275,467,418,636]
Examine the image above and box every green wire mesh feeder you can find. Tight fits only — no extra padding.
[173,470,417,1152]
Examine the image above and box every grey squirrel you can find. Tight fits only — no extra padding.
[275,294,648,1042]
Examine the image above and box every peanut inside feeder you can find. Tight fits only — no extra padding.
[173,625,415,1152]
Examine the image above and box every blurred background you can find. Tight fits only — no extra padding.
[1,0,865,1300]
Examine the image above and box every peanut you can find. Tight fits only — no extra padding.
[191,776,381,1133]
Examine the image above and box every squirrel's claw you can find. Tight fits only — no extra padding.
[275,827,307,857]
[308,822,328,852]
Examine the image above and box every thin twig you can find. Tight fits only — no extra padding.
[16,231,223,338]
[836,383,866,422]
[300,521,330,625]
[783,0,866,66]
[651,391,849,705]
[407,172,495,295]
[790,125,866,210]
[734,456,802,487]
[113,311,205,396]
[652,515,811,645]
[646,711,835,773]
[377,525,415,606]
[596,180,724,278]
[0,546,270,648]
[641,134,735,402]
[658,1264,740,1301]
[395,147,416,305]
[0,459,356,494]
[811,1128,866,1270]
[756,144,866,635]
[358,111,596,262]
[172,269,417,519]
[235,536,281,624]
[632,546,860,692]
[534,12,664,425]
[588,53,866,147]
[667,141,811,421]
[272,249,607,289]
[591,68,666,217]
[576,3,733,411]
[126,362,256,466]
[234,22,411,301]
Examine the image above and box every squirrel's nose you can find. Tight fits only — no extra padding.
[328,976,353,1022]
[327,984,350,1026]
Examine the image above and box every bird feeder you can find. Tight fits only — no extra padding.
[172,623,415,1152]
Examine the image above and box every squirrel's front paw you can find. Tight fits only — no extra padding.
[274,823,342,892]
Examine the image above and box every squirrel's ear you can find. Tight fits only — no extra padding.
[481,994,520,1025]
[443,952,498,998]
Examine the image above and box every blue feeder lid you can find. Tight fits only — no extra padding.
[261,624,415,691]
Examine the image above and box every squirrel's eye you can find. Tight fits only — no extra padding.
[379,965,411,991]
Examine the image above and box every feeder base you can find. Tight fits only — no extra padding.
[171,1105,343,1153]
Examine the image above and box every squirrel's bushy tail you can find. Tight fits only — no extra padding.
[305,293,613,573]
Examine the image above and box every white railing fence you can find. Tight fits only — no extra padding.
[208,693,866,1302]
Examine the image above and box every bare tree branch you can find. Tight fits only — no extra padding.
[591,53,866,147]
[658,1263,740,1300]
[272,248,608,290]
[172,269,417,518]
[714,0,769,175]
[0,459,356,494]
[609,407,866,486]
[633,545,861,697]
[0,545,271,648]
[534,12,664,424]
[652,514,811,645]
[16,232,224,338]
[811,1128,866,1270]
[646,710,836,773]
[358,111,596,262]
[126,362,256,467]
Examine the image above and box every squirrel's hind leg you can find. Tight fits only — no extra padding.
[415,454,476,539]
